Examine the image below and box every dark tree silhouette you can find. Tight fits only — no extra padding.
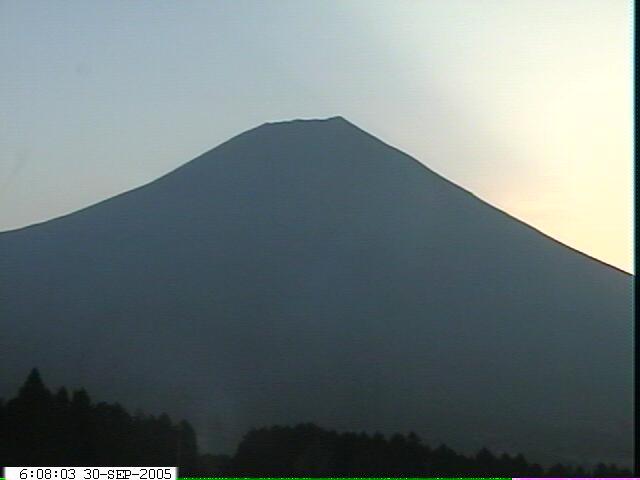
[227,423,632,477]
[0,369,198,473]
[0,368,632,477]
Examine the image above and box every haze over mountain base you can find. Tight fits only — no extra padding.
[0,117,632,467]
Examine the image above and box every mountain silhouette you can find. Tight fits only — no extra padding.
[0,116,632,467]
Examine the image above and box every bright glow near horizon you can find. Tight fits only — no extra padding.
[0,0,632,272]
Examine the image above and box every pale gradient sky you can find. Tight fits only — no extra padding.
[0,0,633,272]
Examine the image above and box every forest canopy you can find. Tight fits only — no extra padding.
[0,369,631,477]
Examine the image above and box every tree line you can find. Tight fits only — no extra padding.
[0,369,198,474]
[0,369,632,477]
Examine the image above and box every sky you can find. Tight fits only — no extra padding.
[0,0,633,272]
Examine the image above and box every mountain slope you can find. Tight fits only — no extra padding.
[0,116,632,466]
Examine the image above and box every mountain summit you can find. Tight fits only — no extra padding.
[0,117,632,466]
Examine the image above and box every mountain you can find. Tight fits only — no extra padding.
[0,116,632,466]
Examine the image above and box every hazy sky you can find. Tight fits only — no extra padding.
[0,0,632,272]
